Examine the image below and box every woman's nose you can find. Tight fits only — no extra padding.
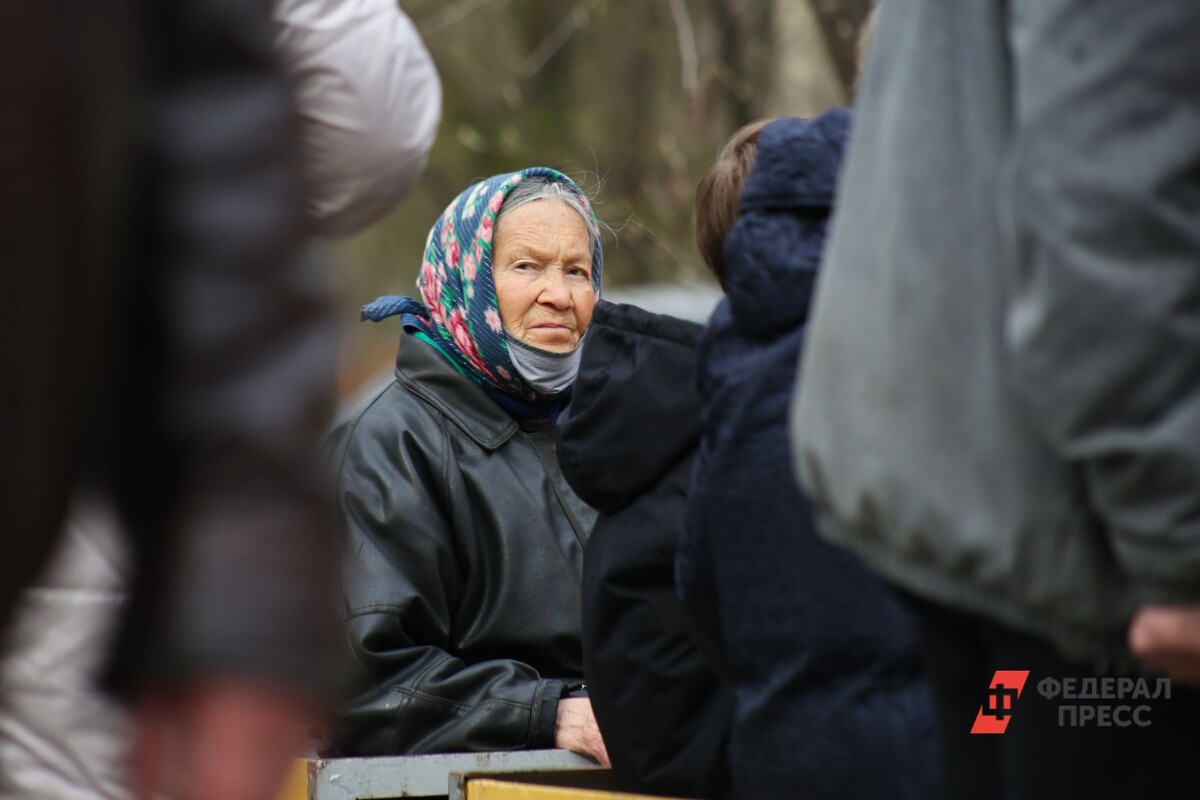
[536,270,572,308]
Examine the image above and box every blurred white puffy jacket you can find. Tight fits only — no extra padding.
[278,0,442,236]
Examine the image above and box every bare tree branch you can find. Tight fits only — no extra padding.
[518,0,598,79]
[419,0,510,38]
[668,0,700,101]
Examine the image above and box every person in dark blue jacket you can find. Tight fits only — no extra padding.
[676,111,941,800]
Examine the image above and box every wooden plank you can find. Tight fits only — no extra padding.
[465,779,689,800]
[273,759,310,800]
[449,769,619,800]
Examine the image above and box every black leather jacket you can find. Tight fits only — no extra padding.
[327,332,596,756]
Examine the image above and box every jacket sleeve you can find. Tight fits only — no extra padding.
[330,408,565,755]
[271,0,442,237]
[582,477,733,798]
[1003,2,1200,595]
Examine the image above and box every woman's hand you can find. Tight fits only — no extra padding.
[554,697,610,766]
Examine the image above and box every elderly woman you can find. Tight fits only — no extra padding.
[327,167,608,764]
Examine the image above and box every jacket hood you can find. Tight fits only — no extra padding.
[724,109,851,338]
[556,301,704,514]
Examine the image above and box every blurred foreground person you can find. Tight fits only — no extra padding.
[677,113,940,800]
[0,0,441,796]
[792,2,1200,798]
[556,300,733,799]
[0,0,424,796]
[332,169,607,764]
[1,3,440,795]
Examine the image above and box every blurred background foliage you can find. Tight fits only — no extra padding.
[332,0,873,396]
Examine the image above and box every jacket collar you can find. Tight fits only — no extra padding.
[394,332,520,451]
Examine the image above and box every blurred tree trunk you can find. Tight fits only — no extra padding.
[705,0,773,127]
[766,0,844,117]
[807,0,875,91]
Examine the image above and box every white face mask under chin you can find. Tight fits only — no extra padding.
[505,329,583,394]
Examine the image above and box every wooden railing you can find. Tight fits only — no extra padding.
[276,749,647,800]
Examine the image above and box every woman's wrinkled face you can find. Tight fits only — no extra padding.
[492,199,596,352]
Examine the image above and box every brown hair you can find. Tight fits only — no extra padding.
[694,119,771,289]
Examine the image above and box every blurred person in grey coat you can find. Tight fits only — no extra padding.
[0,0,437,797]
[791,2,1200,798]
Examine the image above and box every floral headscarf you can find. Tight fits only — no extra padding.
[362,167,603,400]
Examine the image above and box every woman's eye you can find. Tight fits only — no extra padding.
[567,267,589,279]
[513,262,534,271]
